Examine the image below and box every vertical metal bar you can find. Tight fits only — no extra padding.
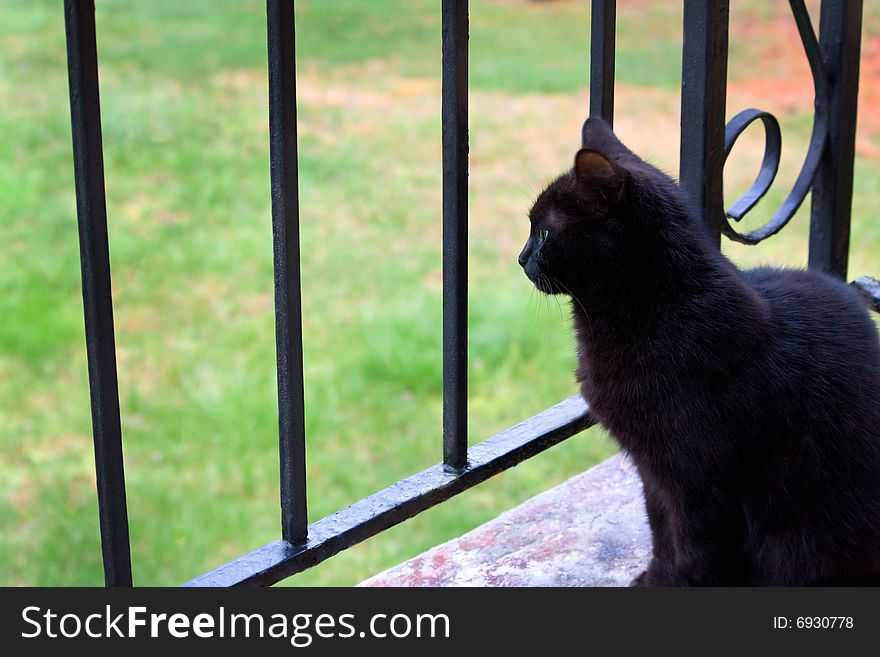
[679,0,730,248]
[442,0,468,471]
[63,0,132,587]
[808,0,862,279]
[588,0,616,128]
[267,0,308,545]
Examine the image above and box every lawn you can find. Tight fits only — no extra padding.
[1,0,878,586]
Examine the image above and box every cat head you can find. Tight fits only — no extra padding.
[518,118,679,296]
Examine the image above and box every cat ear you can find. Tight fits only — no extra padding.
[574,149,619,186]
[573,149,625,206]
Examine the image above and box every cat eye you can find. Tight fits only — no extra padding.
[539,229,549,241]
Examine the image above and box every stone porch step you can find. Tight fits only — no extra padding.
[360,453,651,587]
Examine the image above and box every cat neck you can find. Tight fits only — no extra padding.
[566,220,765,353]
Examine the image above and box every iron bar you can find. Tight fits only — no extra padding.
[679,0,730,246]
[442,0,469,471]
[267,0,308,545]
[63,0,132,587]
[588,0,616,129]
[809,0,863,278]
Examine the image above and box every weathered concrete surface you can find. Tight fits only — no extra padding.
[360,454,651,587]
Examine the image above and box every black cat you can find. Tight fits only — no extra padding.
[519,118,880,586]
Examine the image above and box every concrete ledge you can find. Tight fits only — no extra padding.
[360,454,651,587]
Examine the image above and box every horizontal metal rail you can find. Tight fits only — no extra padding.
[853,276,880,313]
[184,396,593,586]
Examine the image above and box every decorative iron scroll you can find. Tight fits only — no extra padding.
[721,0,830,245]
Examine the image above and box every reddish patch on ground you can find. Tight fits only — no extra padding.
[729,9,880,158]
[456,524,503,552]
[857,36,880,157]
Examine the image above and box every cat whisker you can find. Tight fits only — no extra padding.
[528,285,539,331]
[545,273,588,315]
[513,179,541,204]
[538,274,552,333]
[553,292,565,322]
[544,272,595,337]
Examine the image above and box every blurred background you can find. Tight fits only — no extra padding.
[1,0,878,586]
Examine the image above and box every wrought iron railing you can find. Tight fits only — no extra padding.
[61,0,878,587]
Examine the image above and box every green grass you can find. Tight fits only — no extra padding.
[1,0,878,586]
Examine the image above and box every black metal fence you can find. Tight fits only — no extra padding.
[61,0,878,587]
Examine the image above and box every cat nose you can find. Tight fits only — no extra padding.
[518,242,531,268]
